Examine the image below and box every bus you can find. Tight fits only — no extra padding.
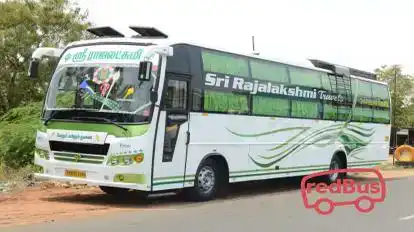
[28,26,391,201]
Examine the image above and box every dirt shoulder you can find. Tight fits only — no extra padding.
[349,168,414,179]
[0,184,136,228]
[0,181,182,229]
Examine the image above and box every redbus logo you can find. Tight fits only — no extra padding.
[300,168,386,215]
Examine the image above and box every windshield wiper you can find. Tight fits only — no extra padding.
[44,111,60,126]
[71,116,128,132]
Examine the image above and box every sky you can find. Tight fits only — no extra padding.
[74,0,414,74]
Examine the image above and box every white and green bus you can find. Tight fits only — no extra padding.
[28,26,391,201]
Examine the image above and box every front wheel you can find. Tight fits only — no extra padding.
[186,159,220,202]
[326,155,346,184]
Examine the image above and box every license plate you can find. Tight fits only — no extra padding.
[64,170,86,178]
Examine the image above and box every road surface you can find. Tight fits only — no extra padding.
[3,176,414,232]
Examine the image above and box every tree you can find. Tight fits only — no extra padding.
[0,0,93,168]
[0,0,93,115]
[375,65,414,128]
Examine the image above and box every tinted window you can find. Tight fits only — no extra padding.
[291,100,321,119]
[192,88,202,111]
[288,67,323,119]
[250,59,288,83]
[373,109,390,123]
[253,96,289,117]
[201,50,249,77]
[249,59,290,117]
[371,83,390,123]
[353,107,373,122]
[203,90,249,114]
[201,49,250,114]
[352,79,374,122]
[322,74,339,120]
[338,106,352,121]
[323,103,337,120]
[321,73,333,91]
[289,67,322,89]
[164,79,188,110]
[199,49,389,124]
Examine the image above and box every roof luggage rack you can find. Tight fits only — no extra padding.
[309,59,377,80]
[86,26,125,37]
[129,26,168,38]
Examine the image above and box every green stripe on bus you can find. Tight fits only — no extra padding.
[230,167,328,179]
[152,161,384,185]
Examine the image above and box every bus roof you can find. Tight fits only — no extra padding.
[65,37,388,86]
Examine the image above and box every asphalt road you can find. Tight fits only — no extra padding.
[4,176,414,232]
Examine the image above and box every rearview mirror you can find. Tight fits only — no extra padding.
[28,59,39,79]
[138,61,152,81]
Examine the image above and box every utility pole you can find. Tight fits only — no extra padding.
[393,65,397,127]
[393,66,398,165]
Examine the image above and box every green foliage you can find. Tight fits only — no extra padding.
[0,102,43,169]
[375,65,414,128]
[0,101,43,123]
[0,0,92,169]
[0,0,92,116]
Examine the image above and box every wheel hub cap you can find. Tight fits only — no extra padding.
[329,161,339,181]
[198,166,215,193]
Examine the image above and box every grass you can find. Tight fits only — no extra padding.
[0,164,36,193]
[378,162,407,171]
[376,155,414,171]
[0,166,6,182]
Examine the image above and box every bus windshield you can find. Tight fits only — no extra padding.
[44,64,157,123]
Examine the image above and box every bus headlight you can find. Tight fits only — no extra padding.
[123,156,133,165]
[107,153,144,166]
[110,157,119,166]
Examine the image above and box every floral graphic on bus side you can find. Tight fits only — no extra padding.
[227,122,375,168]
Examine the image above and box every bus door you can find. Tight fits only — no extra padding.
[152,74,190,191]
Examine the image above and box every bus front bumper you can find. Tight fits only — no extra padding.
[34,159,150,191]
[33,173,148,190]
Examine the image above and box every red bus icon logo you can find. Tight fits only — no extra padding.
[300,168,386,215]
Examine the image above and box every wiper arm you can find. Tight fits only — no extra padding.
[71,116,128,132]
[44,111,59,126]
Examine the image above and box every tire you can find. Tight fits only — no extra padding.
[186,158,220,202]
[325,154,346,184]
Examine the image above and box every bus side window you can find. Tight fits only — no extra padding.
[371,83,390,124]
[352,80,374,122]
[164,79,188,111]
[288,66,323,119]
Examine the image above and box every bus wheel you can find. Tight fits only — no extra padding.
[187,158,219,201]
[326,154,346,183]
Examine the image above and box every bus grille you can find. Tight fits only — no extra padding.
[53,152,105,164]
[49,141,110,155]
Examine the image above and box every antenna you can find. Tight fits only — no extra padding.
[252,36,255,51]
[252,36,259,56]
